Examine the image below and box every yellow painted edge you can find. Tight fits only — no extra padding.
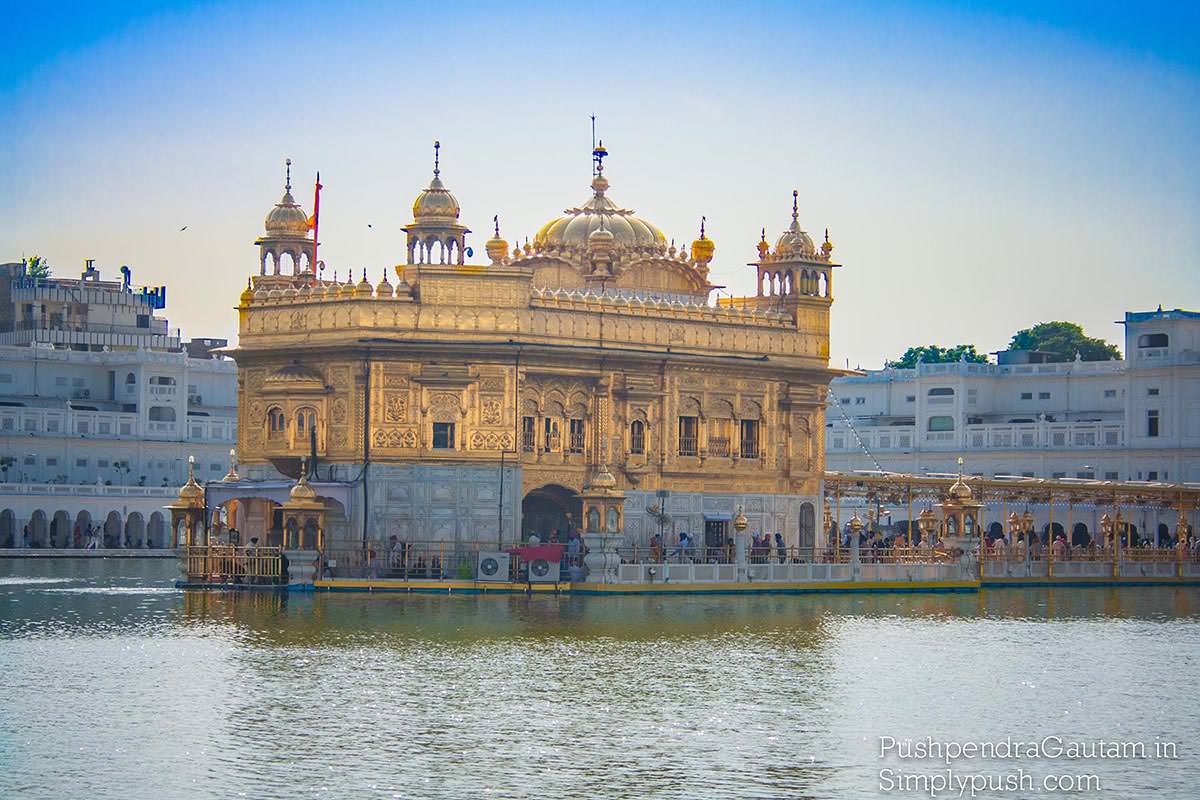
[570,580,979,593]
[984,576,1200,584]
[313,579,567,592]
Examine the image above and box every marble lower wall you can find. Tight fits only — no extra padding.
[621,490,822,549]
[239,463,820,550]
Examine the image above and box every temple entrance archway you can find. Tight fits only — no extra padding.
[522,484,581,542]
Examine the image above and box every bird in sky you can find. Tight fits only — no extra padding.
[179,225,188,231]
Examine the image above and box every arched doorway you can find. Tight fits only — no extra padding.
[0,509,16,547]
[126,512,146,548]
[75,510,93,546]
[51,510,71,548]
[1041,522,1064,545]
[103,511,122,548]
[1072,522,1091,547]
[28,510,48,547]
[148,512,166,548]
[987,521,1004,543]
[522,484,581,541]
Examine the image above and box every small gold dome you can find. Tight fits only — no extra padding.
[265,192,311,237]
[355,269,373,298]
[589,463,618,490]
[176,459,204,508]
[691,217,714,264]
[756,227,771,260]
[376,269,394,297]
[239,278,255,306]
[411,141,462,222]
[774,190,816,260]
[947,477,973,501]
[588,222,616,251]
[412,176,461,221]
[289,473,318,502]
[821,228,834,257]
[264,162,310,238]
[485,215,509,263]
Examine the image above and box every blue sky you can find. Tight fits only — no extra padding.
[2,0,1198,367]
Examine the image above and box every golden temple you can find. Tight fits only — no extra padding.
[222,141,841,553]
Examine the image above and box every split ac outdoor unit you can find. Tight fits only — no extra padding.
[527,557,561,583]
[477,551,511,582]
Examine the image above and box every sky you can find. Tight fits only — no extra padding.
[2,0,1198,368]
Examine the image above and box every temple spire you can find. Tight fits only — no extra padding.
[433,140,441,178]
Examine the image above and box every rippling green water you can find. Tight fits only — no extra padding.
[1,559,1198,799]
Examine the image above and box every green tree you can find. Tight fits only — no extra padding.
[1008,321,1121,362]
[22,255,51,279]
[886,344,989,369]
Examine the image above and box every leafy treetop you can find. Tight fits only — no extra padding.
[22,255,51,279]
[886,344,989,369]
[1009,321,1121,362]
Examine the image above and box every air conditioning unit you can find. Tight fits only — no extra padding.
[476,551,511,582]
[188,394,202,405]
[73,389,90,399]
[527,556,561,583]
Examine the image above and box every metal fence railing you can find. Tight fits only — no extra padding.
[184,545,283,584]
[321,542,488,581]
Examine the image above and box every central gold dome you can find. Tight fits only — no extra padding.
[534,173,668,254]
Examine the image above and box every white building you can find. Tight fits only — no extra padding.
[0,261,237,548]
[826,308,1200,485]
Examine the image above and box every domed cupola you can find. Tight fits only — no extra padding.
[533,149,668,257]
[774,190,817,260]
[255,158,315,277]
[403,141,471,266]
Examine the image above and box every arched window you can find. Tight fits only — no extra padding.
[1138,333,1168,348]
[928,415,955,432]
[267,407,285,439]
[125,373,136,385]
[148,406,175,422]
[295,407,316,438]
[629,420,645,454]
[149,376,176,386]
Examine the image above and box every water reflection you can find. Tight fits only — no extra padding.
[1,559,1198,800]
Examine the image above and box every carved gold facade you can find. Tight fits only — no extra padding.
[231,145,841,546]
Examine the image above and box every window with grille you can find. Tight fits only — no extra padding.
[543,418,559,452]
[678,416,698,456]
[521,416,536,452]
[629,420,645,454]
[739,419,760,459]
[432,422,455,449]
[708,418,731,457]
[267,407,285,439]
[568,418,585,453]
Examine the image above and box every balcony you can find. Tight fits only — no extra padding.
[0,406,234,443]
[707,436,730,457]
[964,421,1123,450]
